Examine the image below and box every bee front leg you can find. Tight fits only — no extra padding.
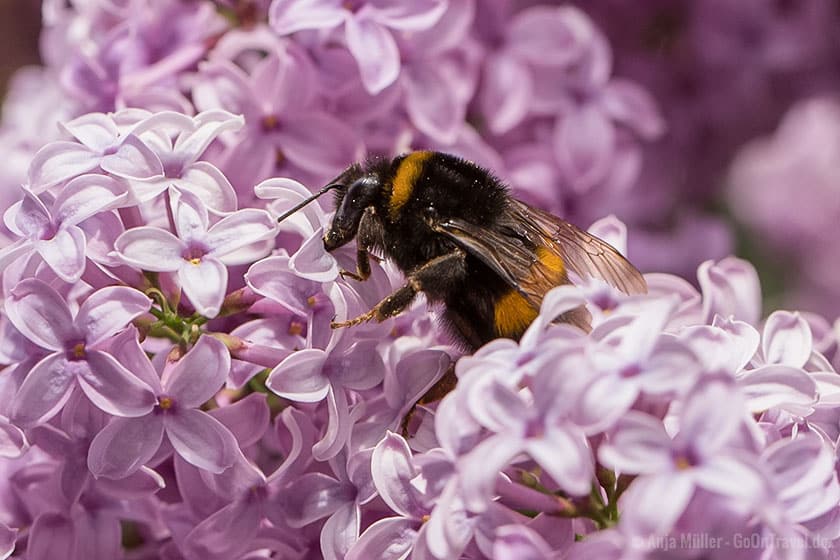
[339,207,378,282]
[331,249,467,329]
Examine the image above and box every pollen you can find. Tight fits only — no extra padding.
[306,295,317,307]
[159,396,174,410]
[674,455,692,470]
[261,114,280,131]
[421,514,431,524]
[188,257,202,265]
[288,321,304,336]
[72,342,86,359]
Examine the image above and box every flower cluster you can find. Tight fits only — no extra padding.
[582,0,840,282]
[2,0,673,264]
[728,97,840,319]
[0,1,839,559]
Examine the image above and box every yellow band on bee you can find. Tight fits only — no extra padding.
[389,151,432,219]
[535,245,565,276]
[493,289,538,338]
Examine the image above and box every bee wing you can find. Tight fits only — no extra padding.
[431,216,533,291]
[506,199,647,295]
[433,199,646,300]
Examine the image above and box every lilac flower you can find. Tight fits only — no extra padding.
[273,447,376,560]
[457,349,596,512]
[27,111,164,190]
[599,375,766,533]
[193,47,364,188]
[87,330,239,477]
[0,176,126,282]
[0,523,14,560]
[113,187,277,317]
[29,391,163,504]
[346,432,437,560]
[269,0,447,94]
[266,329,385,460]
[729,97,840,317]
[5,279,155,427]
[126,109,244,212]
[173,399,274,560]
[3,1,840,557]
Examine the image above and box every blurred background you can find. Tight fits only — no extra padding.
[0,2,40,96]
[2,0,839,320]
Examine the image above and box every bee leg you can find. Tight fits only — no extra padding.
[332,249,467,329]
[401,362,458,437]
[339,207,377,281]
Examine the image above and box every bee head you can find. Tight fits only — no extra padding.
[324,174,381,251]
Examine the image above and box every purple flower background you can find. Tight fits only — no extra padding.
[0,1,839,559]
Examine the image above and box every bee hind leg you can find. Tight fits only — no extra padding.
[331,249,467,329]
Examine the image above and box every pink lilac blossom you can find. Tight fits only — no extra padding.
[0,1,839,559]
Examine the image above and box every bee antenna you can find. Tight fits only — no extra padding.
[276,183,341,224]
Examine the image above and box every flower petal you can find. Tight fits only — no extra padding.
[176,161,238,214]
[0,521,16,559]
[313,386,354,461]
[60,112,119,150]
[179,256,228,317]
[762,310,813,368]
[269,0,346,35]
[600,79,665,140]
[78,350,157,417]
[9,189,50,237]
[289,227,340,282]
[345,16,400,94]
[278,472,349,527]
[739,365,817,414]
[6,278,73,350]
[206,209,277,261]
[266,349,330,402]
[28,141,100,190]
[174,110,244,164]
[598,412,673,474]
[36,226,86,283]
[87,416,164,479]
[698,257,761,326]
[479,51,532,135]
[404,61,464,144]
[100,134,164,180]
[209,393,270,448]
[182,498,261,560]
[554,104,615,193]
[346,517,419,560]
[321,502,361,560]
[170,187,209,242]
[281,111,364,177]
[114,227,186,271]
[620,473,694,536]
[76,286,151,346]
[0,419,27,459]
[459,434,523,512]
[28,514,74,560]
[166,335,230,408]
[165,408,239,473]
[371,432,424,518]
[53,173,128,227]
[526,428,593,496]
[10,353,74,427]
[694,454,766,503]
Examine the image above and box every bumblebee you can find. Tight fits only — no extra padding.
[278,151,646,350]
